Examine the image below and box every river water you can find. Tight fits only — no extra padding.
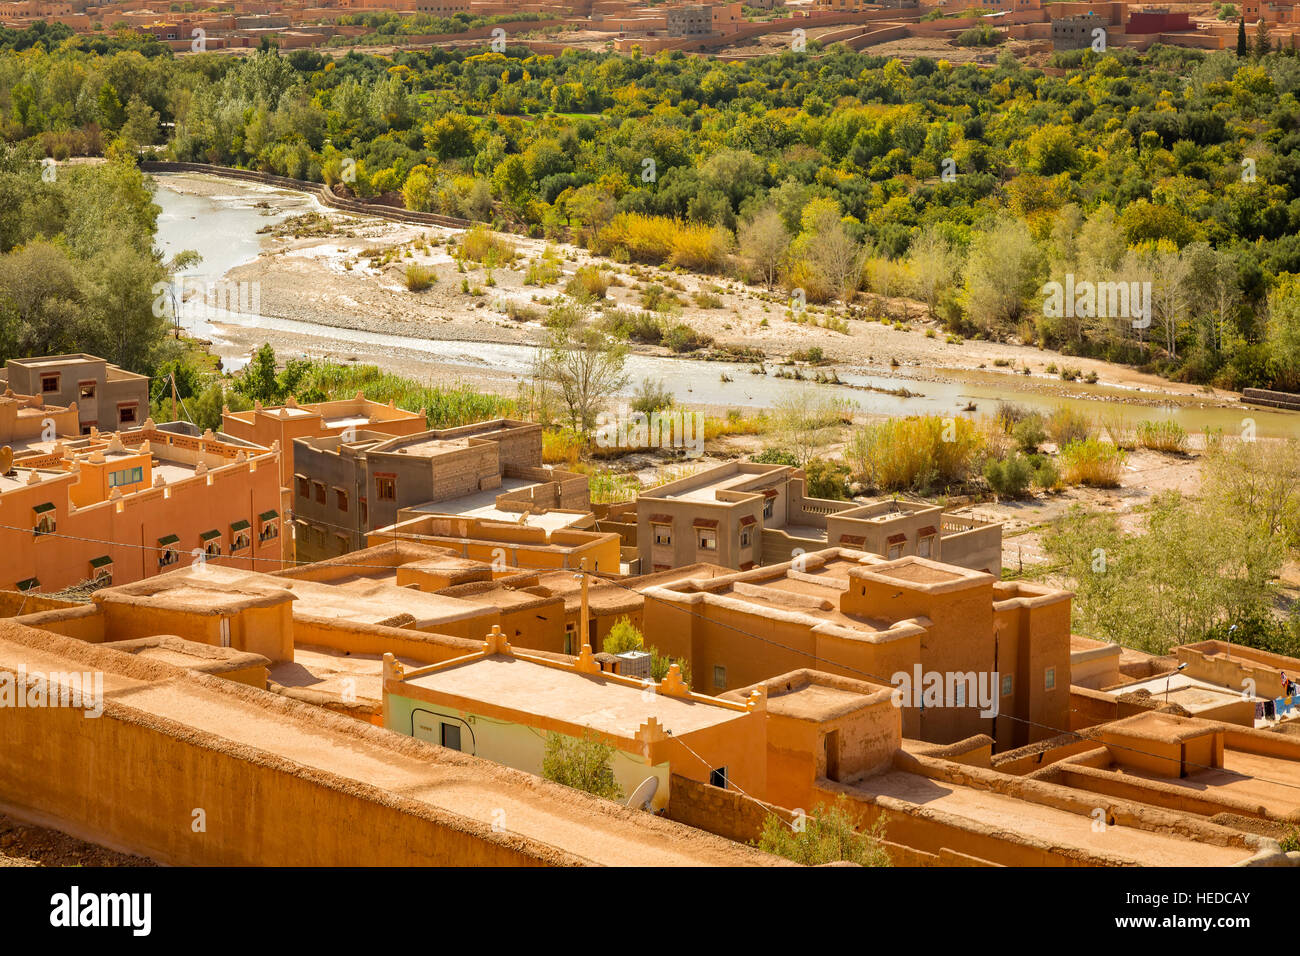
[151,175,1300,438]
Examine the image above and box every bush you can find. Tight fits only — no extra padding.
[631,377,673,414]
[1136,419,1189,454]
[984,454,1034,499]
[693,290,724,309]
[404,263,434,291]
[541,732,624,801]
[458,224,516,264]
[641,283,681,313]
[752,447,800,466]
[565,265,610,300]
[1011,415,1046,453]
[1046,406,1092,447]
[847,415,985,493]
[1060,438,1126,487]
[1031,456,1061,491]
[805,457,850,500]
[663,322,713,353]
[602,308,664,344]
[756,795,890,867]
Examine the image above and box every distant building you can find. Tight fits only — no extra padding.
[1051,12,1108,49]
[0,354,148,435]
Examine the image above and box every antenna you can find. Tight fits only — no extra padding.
[625,775,658,812]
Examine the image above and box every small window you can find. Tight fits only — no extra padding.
[89,555,113,584]
[230,520,252,553]
[740,528,751,548]
[697,529,717,551]
[313,481,325,504]
[1045,667,1056,691]
[887,543,903,560]
[1001,674,1013,697]
[376,475,396,500]
[118,403,137,425]
[296,476,309,498]
[33,509,56,536]
[158,547,179,568]
[709,767,728,789]
[360,497,368,525]
[335,488,348,512]
[713,665,727,690]
[258,511,280,543]
[78,381,96,399]
[108,466,143,488]
[918,535,934,558]
[763,498,774,519]
[653,523,672,546]
[201,530,222,558]
[40,373,59,393]
[440,723,461,751]
[564,623,576,656]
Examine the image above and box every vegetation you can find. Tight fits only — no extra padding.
[757,796,891,867]
[541,731,624,801]
[7,42,1300,389]
[601,616,691,685]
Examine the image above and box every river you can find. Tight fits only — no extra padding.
[150,174,1300,439]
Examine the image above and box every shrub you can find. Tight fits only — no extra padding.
[693,290,724,309]
[565,265,610,300]
[663,322,713,353]
[641,283,681,313]
[1012,415,1046,453]
[1046,406,1092,447]
[1100,412,1137,450]
[847,415,984,493]
[631,377,674,414]
[541,732,624,801]
[458,224,517,264]
[805,457,850,500]
[752,447,800,466]
[602,309,664,345]
[1136,419,1189,454]
[404,263,434,291]
[542,427,584,465]
[984,454,1034,499]
[756,795,890,867]
[1032,456,1062,491]
[1060,438,1126,487]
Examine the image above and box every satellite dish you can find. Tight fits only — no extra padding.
[0,446,12,476]
[625,776,659,812]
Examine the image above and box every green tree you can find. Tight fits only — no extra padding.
[756,796,891,867]
[541,732,624,801]
[1237,17,1248,56]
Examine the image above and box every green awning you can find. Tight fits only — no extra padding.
[89,555,113,569]
[15,578,39,592]
[157,534,180,547]
[230,519,251,532]
[32,502,55,514]
[199,529,221,541]
[259,510,278,522]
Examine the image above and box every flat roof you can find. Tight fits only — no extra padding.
[404,654,745,739]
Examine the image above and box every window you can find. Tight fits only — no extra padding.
[887,543,903,559]
[652,524,672,546]
[763,497,774,519]
[15,577,39,592]
[313,481,325,504]
[564,623,576,656]
[118,403,137,426]
[33,503,55,536]
[376,474,396,501]
[1045,667,1056,691]
[258,510,279,543]
[89,556,112,585]
[360,498,368,525]
[157,534,180,568]
[230,520,251,552]
[78,381,96,399]
[335,488,348,513]
[740,528,751,548]
[40,373,59,393]
[201,529,221,558]
[108,466,143,488]
[296,476,309,499]
[697,529,717,551]
[709,767,728,789]
[918,535,934,558]
[440,723,461,751]
[713,665,727,690]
